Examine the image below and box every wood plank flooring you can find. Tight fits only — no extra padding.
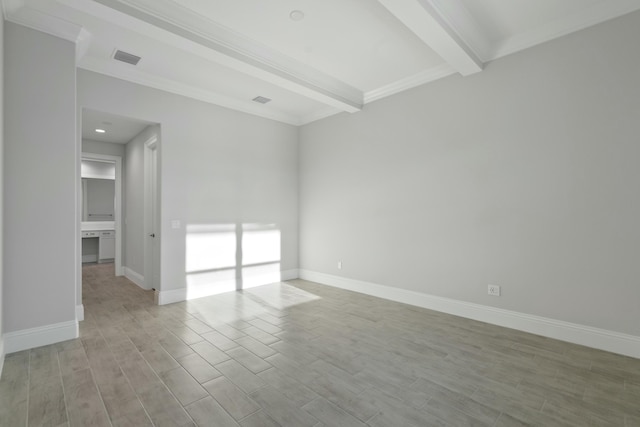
[0,263,638,426]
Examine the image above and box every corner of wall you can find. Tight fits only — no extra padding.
[76,304,84,322]
[123,266,146,290]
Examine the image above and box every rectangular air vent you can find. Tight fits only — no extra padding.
[113,50,141,66]
[252,96,272,104]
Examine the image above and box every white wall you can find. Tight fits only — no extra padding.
[299,11,640,337]
[124,125,156,279]
[4,23,77,341]
[0,12,5,370]
[78,71,298,300]
[82,139,125,157]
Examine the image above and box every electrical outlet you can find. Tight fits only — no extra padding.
[488,285,501,296]
[337,261,342,269]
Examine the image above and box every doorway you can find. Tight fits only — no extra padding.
[80,154,122,273]
[79,108,162,316]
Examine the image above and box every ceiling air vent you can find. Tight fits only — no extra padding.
[252,96,272,104]
[113,50,141,66]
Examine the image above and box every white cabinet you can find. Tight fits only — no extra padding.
[82,229,115,263]
[99,230,115,261]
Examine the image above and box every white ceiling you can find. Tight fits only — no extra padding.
[82,108,151,144]
[5,0,640,126]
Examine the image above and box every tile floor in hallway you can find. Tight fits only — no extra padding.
[1,263,639,426]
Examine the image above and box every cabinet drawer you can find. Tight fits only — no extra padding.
[82,231,99,238]
[100,231,115,237]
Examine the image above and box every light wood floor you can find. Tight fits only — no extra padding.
[1,264,638,426]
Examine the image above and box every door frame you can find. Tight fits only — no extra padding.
[81,152,123,276]
[144,135,161,296]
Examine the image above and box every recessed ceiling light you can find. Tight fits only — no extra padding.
[95,129,106,133]
[289,10,304,21]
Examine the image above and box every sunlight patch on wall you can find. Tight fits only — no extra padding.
[242,224,280,265]
[185,224,236,273]
[184,223,284,300]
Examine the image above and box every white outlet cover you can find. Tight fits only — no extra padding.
[171,220,181,229]
[488,285,501,296]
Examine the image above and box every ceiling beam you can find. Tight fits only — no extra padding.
[57,0,363,113]
[377,0,484,76]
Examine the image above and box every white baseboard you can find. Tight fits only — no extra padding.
[76,304,84,321]
[281,269,299,281]
[4,320,79,354]
[157,288,186,305]
[157,269,301,306]
[124,267,146,290]
[298,270,640,359]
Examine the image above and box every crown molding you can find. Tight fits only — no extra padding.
[79,56,301,126]
[364,64,456,104]
[75,27,93,62]
[3,0,92,63]
[489,0,640,61]
[1,0,24,19]
[299,107,342,126]
[377,0,483,76]
[62,0,363,113]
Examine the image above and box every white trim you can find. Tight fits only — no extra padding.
[144,136,160,296]
[64,0,363,112]
[157,269,301,305]
[81,221,114,231]
[76,305,84,321]
[156,288,186,306]
[426,0,491,64]
[0,337,5,379]
[124,266,146,290]
[4,321,79,354]
[144,135,157,149]
[298,107,341,126]
[4,1,87,45]
[2,0,26,19]
[79,56,303,126]
[376,0,482,76]
[298,270,640,359]
[280,269,299,281]
[364,64,456,104]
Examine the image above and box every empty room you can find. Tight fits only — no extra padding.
[1,1,639,426]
